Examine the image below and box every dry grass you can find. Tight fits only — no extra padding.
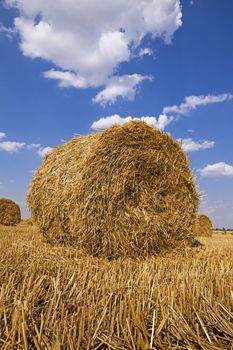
[200,233,233,249]
[28,121,199,258]
[0,225,232,349]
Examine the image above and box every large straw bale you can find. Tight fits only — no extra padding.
[28,121,199,258]
[195,214,213,237]
[0,198,21,226]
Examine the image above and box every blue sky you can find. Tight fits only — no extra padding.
[0,0,233,228]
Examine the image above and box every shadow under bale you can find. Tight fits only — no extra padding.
[28,121,199,258]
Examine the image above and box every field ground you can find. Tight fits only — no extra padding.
[0,225,232,349]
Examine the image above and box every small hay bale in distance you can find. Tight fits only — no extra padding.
[195,214,213,237]
[28,121,199,258]
[0,198,21,226]
[18,218,34,226]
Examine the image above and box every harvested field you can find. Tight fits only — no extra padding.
[0,225,232,349]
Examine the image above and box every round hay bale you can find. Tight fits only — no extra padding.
[18,218,34,226]
[28,121,199,258]
[0,198,21,226]
[195,214,213,237]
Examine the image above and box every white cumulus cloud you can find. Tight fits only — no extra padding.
[43,70,88,88]
[0,22,15,38]
[5,0,182,104]
[37,146,53,157]
[138,47,153,58]
[0,132,6,139]
[178,138,215,152]
[199,162,233,177]
[26,143,41,150]
[163,93,233,115]
[0,141,25,152]
[91,114,173,130]
[0,135,52,156]
[27,143,52,157]
[93,74,152,106]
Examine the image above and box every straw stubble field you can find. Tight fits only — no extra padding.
[0,225,232,349]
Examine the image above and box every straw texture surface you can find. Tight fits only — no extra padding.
[18,218,34,226]
[28,121,199,257]
[0,198,21,226]
[195,214,213,237]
